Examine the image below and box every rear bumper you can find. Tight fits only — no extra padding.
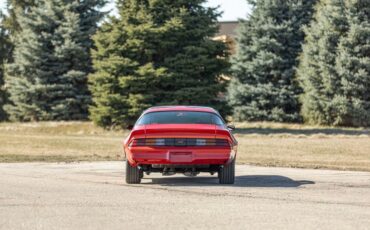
[125,146,235,166]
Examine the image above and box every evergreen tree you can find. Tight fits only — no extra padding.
[334,0,370,126]
[0,12,11,120]
[298,0,369,126]
[3,0,36,35]
[4,0,105,121]
[2,1,36,62]
[228,0,316,122]
[89,0,229,128]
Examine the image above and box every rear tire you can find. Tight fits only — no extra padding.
[219,158,235,184]
[139,170,144,179]
[125,160,141,184]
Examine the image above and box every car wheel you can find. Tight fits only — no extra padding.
[219,158,235,184]
[125,160,141,184]
[139,170,144,179]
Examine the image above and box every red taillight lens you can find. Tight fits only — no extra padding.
[130,138,230,147]
[129,139,146,147]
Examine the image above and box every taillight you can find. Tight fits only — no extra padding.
[129,138,230,147]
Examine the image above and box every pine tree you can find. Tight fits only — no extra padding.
[1,1,36,63]
[228,0,316,122]
[3,0,35,33]
[298,0,347,125]
[334,0,370,126]
[298,0,369,126]
[4,0,105,121]
[89,0,229,128]
[0,12,11,120]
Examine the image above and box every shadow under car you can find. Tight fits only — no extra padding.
[147,175,314,188]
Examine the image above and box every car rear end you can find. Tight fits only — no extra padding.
[124,107,237,184]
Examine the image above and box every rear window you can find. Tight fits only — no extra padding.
[136,111,225,125]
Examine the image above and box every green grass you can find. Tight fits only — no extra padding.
[0,121,369,171]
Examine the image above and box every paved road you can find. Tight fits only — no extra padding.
[0,162,369,230]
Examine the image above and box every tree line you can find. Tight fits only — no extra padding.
[0,0,369,128]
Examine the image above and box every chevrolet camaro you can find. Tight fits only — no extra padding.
[123,106,238,184]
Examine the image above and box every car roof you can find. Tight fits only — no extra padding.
[143,106,219,114]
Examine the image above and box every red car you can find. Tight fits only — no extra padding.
[123,106,238,184]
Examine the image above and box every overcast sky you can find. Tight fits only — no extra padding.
[0,0,251,21]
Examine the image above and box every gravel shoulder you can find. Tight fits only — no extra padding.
[1,162,370,230]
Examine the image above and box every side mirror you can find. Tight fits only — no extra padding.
[127,124,134,130]
[227,124,235,131]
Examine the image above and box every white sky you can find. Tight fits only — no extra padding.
[0,0,251,21]
[205,0,251,21]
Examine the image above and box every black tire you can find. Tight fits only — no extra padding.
[219,158,235,184]
[139,170,144,179]
[125,161,141,184]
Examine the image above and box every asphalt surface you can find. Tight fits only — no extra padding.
[0,162,369,230]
